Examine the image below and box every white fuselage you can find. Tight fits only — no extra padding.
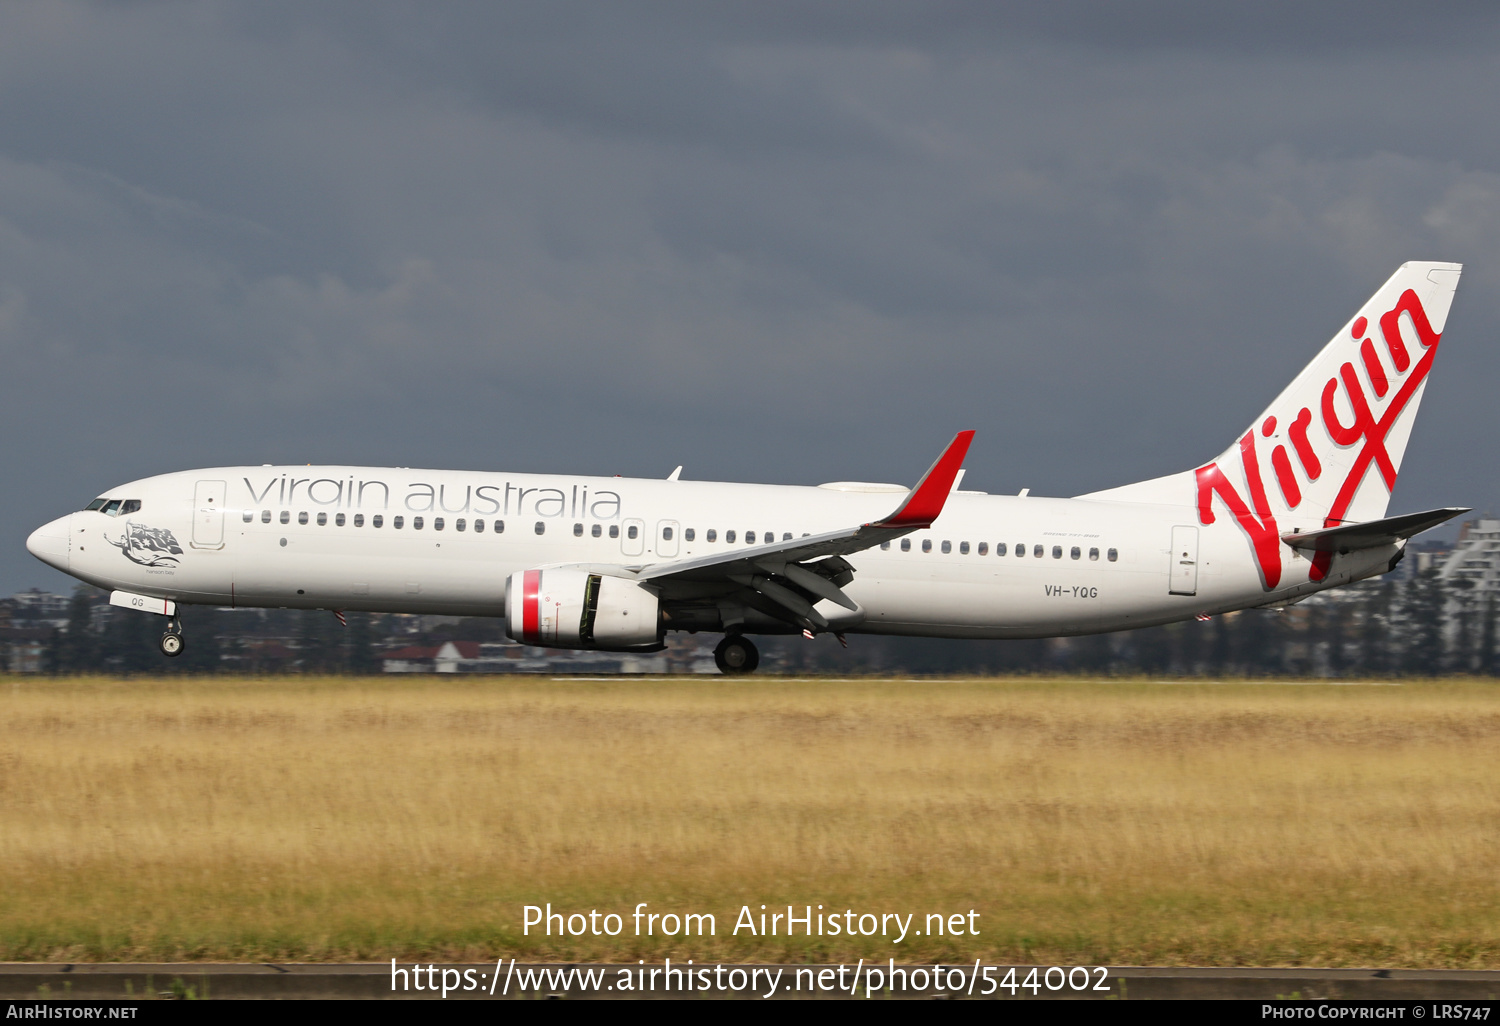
[32,464,1393,641]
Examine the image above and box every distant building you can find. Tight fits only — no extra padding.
[11,589,73,629]
[1436,517,1500,596]
[1,628,49,672]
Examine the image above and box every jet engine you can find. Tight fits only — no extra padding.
[504,569,661,649]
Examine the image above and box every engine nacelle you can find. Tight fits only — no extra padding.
[504,569,661,649]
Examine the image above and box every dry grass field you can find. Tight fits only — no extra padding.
[1,674,1498,967]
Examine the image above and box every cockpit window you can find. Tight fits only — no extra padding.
[88,498,142,516]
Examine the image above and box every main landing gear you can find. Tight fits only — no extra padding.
[714,635,759,675]
[159,616,185,658]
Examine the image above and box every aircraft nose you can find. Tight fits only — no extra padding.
[26,514,71,571]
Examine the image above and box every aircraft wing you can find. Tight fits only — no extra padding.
[1281,507,1470,554]
[634,430,971,578]
[570,431,974,632]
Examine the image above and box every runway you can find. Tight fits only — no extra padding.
[2,963,1497,1000]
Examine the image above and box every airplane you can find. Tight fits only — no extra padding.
[26,261,1469,674]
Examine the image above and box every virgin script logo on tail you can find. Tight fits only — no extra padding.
[1195,288,1443,590]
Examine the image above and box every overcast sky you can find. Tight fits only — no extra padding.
[6,1,1500,594]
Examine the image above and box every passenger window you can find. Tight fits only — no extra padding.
[243,511,253,523]
[880,541,890,550]
[573,523,584,537]
[535,521,545,535]
[706,529,717,542]
[393,516,404,529]
[121,500,141,515]
[455,518,465,532]
[996,543,1007,556]
[1070,546,1080,560]
[1107,547,1118,562]
[941,541,951,554]
[627,525,638,540]
[922,539,932,553]
[726,530,736,543]
[591,523,601,538]
[434,517,444,531]
[280,511,290,525]
[1052,545,1062,559]
[1034,544,1044,558]
[317,512,328,526]
[901,538,910,552]
[783,532,792,541]
[746,531,756,544]
[354,514,365,527]
[373,515,384,528]
[608,524,618,539]
[1089,547,1099,560]
[495,520,505,533]
[977,542,987,555]
[685,528,695,542]
[298,512,309,525]
[662,526,673,541]
[85,498,107,511]
[262,510,271,523]
[472,518,482,533]
[414,517,424,530]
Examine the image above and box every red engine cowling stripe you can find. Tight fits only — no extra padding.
[522,569,541,643]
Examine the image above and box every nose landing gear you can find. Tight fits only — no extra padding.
[159,616,184,658]
[714,634,759,675]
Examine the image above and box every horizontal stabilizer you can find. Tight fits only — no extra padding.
[1282,507,1470,554]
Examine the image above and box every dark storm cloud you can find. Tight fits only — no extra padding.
[4,1,1500,593]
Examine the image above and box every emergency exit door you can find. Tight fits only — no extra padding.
[192,479,226,549]
[1169,525,1199,596]
[621,518,646,557]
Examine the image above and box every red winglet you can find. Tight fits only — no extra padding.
[875,430,975,529]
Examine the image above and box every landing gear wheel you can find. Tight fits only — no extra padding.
[714,635,759,675]
[159,631,184,658]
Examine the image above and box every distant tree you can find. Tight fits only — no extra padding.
[1176,618,1204,676]
[1357,582,1394,676]
[298,610,344,673]
[172,606,223,674]
[1480,593,1497,677]
[100,607,161,675]
[1132,624,1174,675]
[1322,602,1348,677]
[58,587,100,674]
[42,626,62,675]
[1069,633,1114,674]
[1205,613,1230,676]
[347,613,380,675]
[1233,609,1282,677]
[1447,579,1477,674]
[1402,571,1446,676]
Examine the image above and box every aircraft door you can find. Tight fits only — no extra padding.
[621,518,646,557]
[657,520,680,558]
[192,479,227,549]
[1169,525,1199,596]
